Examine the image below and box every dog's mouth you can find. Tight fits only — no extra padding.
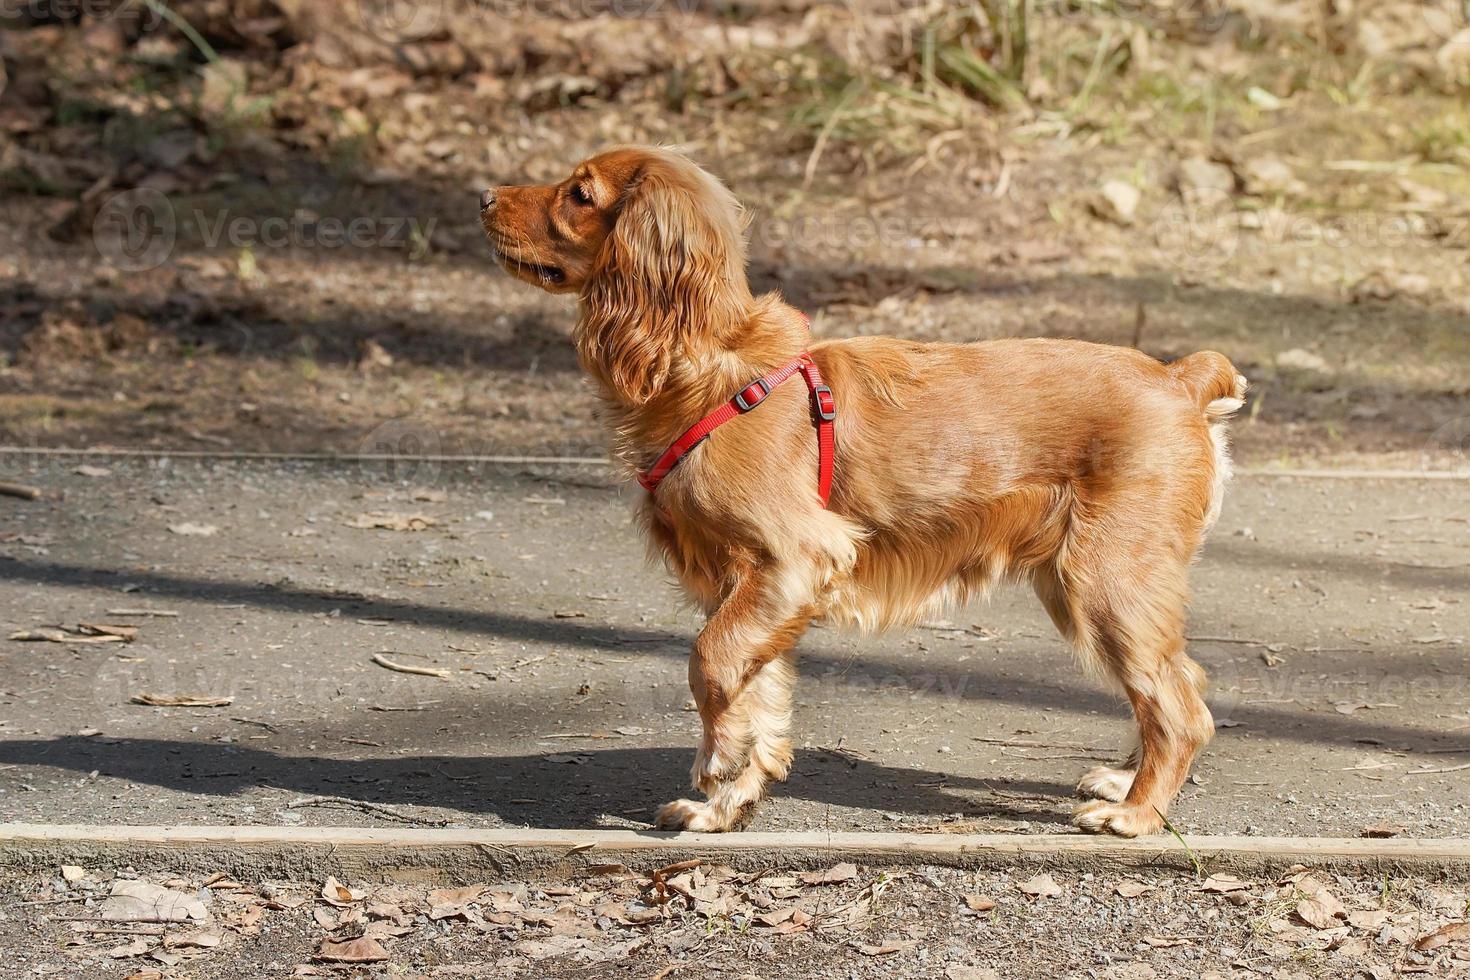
[486,235,566,287]
[501,253,566,286]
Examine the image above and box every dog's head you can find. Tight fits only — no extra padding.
[480,146,750,404]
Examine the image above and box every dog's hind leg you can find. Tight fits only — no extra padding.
[655,560,814,832]
[1069,571,1213,837]
[1034,567,1138,803]
[1041,522,1214,838]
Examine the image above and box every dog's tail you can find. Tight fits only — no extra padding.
[1170,350,1247,420]
[1169,351,1248,533]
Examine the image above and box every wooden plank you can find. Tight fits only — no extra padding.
[2,825,1468,883]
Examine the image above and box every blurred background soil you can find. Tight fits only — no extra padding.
[1,0,1469,468]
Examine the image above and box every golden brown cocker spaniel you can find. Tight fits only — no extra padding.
[480,146,1246,837]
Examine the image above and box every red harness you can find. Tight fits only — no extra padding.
[636,351,836,506]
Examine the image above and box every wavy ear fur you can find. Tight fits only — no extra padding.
[578,149,750,406]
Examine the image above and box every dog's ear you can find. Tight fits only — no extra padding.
[577,153,748,406]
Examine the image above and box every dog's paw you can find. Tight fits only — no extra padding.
[1076,766,1134,803]
[1072,800,1164,838]
[654,798,726,832]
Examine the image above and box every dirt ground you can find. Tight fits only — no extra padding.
[1,458,1465,839]
[2,857,1470,979]
[2,1,1469,470]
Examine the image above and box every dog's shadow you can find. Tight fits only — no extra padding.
[0,737,1076,829]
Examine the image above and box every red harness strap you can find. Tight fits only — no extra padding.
[637,352,837,506]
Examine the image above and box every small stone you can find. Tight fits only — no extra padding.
[1093,180,1141,225]
[1275,348,1329,374]
[1178,157,1235,204]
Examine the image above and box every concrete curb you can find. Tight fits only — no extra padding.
[3,825,1468,883]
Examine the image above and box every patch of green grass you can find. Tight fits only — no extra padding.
[1155,808,1205,879]
[1410,111,1470,163]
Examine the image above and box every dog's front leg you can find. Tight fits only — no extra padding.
[656,563,814,832]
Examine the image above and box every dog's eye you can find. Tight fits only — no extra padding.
[570,184,592,206]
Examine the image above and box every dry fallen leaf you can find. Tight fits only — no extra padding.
[131,693,233,708]
[1347,909,1391,931]
[344,512,437,532]
[945,968,1002,980]
[1294,876,1346,929]
[1200,873,1249,894]
[320,876,366,908]
[753,905,799,927]
[315,937,389,963]
[1415,921,1470,951]
[1361,823,1406,838]
[1116,880,1156,898]
[101,880,210,923]
[963,894,997,911]
[428,885,484,907]
[428,884,485,919]
[107,938,155,959]
[855,940,920,955]
[1017,874,1063,898]
[797,863,858,886]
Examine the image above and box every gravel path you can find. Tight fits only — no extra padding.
[2,859,1468,979]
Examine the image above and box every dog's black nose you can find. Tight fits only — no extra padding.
[479,189,496,212]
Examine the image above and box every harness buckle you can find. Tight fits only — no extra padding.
[811,384,836,421]
[734,378,771,412]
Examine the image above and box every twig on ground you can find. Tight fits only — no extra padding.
[12,895,91,907]
[999,748,1114,761]
[371,653,450,679]
[0,482,42,500]
[1405,762,1470,775]
[285,795,450,826]
[972,736,1114,752]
